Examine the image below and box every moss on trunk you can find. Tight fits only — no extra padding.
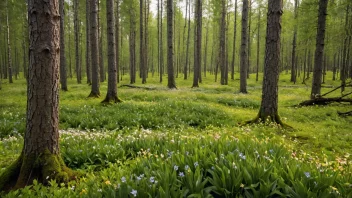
[0,149,77,192]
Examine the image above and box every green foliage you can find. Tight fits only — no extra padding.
[1,128,351,197]
[1,73,351,197]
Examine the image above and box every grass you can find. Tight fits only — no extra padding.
[0,72,351,197]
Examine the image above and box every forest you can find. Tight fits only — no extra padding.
[0,0,352,197]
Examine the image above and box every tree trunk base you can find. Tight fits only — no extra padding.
[242,113,292,129]
[0,149,77,192]
[88,91,100,98]
[101,95,122,104]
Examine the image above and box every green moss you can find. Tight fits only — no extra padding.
[0,149,77,191]
[0,154,22,191]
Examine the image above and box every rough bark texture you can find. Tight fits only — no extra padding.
[256,8,261,82]
[89,0,100,97]
[0,0,75,191]
[140,0,147,84]
[129,6,136,84]
[290,0,298,83]
[74,0,81,84]
[231,0,238,80]
[115,0,120,83]
[240,0,248,93]
[184,0,190,80]
[167,0,176,89]
[311,0,328,99]
[59,0,68,91]
[6,0,13,84]
[248,0,285,125]
[86,0,92,84]
[102,0,121,103]
[220,0,227,85]
[192,0,202,88]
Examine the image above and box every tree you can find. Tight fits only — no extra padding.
[86,0,92,84]
[167,0,176,89]
[89,0,101,97]
[184,0,191,80]
[0,0,75,190]
[290,0,299,83]
[74,0,81,84]
[231,0,238,80]
[248,0,285,125]
[140,0,147,84]
[311,0,328,99]
[192,0,202,88]
[59,0,68,91]
[240,0,248,93]
[256,3,261,82]
[219,0,227,85]
[102,0,121,103]
[6,0,13,84]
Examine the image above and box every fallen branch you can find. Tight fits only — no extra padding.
[299,97,352,106]
[119,84,157,90]
[338,111,352,116]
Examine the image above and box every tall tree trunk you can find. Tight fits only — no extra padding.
[247,0,251,79]
[311,0,328,99]
[145,0,150,79]
[0,0,75,190]
[182,0,188,79]
[303,47,307,83]
[115,0,120,83]
[86,0,92,84]
[256,7,261,82]
[240,0,248,93]
[160,0,164,82]
[255,0,283,124]
[140,0,147,84]
[102,0,120,103]
[89,0,101,97]
[6,0,13,84]
[203,21,209,78]
[220,0,226,85]
[74,0,81,84]
[231,0,238,80]
[192,0,202,88]
[291,0,298,83]
[60,0,68,91]
[98,1,105,82]
[184,0,191,80]
[167,0,176,89]
[129,8,136,84]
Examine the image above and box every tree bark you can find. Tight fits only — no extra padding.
[240,0,248,93]
[74,0,81,84]
[102,0,121,103]
[311,0,328,99]
[247,0,251,79]
[167,0,176,89]
[290,0,298,83]
[6,0,13,84]
[89,0,101,97]
[256,7,261,82]
[98,1,105,83]
[115,0,120,83]
[255,0,284,124]
[140,0,147,84]
[0,0,75,190]
[184,0,191,80]
[220,0,226,85]
[192,0,202,88]
[86,0,92,84]
[160,0,164,83]
[60,0,68,91]
[231,0,238,80]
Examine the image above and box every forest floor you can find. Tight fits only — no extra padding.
[0,72,351,197]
